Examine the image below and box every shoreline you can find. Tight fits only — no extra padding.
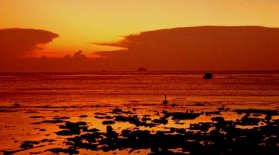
[1,103,278,154]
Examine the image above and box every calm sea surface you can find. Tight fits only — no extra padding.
[0,71,279,153]
[0,71,278,109]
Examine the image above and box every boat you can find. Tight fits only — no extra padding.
[203,72,213,79]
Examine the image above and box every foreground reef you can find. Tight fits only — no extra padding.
[2,107,279,155]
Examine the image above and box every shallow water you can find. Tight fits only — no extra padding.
[0,71,279,154]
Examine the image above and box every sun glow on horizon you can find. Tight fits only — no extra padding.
[1,0,279,58]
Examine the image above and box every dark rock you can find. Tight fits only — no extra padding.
[234,109,278,115]
[41,119,64,123]
[102,120,116,125]
[29,116,45,119]
[53,116,70,120]
[211,116,225,123]
[13,103,20,107]
[112,107,123,114]
[165,112,200,120]
[78,115,88,118]
[20,141,40,149]
[46,148,79,154]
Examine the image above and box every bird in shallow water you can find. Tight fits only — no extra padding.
[163,94,168,104]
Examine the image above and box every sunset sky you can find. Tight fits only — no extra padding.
[1,0,279,71]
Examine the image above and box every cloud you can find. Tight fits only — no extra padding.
[96,26,279,70]
[1,26,279,72]
[0,28,58,58]
[0,49,104,72]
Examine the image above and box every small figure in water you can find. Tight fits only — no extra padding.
[163,94,168,104]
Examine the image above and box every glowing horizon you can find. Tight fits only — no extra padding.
[1,0,279,57]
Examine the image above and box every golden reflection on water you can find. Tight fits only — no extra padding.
[1,101,278,154]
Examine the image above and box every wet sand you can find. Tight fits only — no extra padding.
[0,103,279,155]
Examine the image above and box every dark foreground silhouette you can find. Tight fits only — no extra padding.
[3,108,279,155]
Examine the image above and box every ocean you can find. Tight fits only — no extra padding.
[0,71,278,109]
[1,71,279,154]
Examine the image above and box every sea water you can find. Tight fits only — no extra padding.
[0,71,278,109]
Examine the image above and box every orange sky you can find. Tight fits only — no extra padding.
[1,0,279,57]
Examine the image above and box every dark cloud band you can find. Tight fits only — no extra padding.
[0,28,58,58]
